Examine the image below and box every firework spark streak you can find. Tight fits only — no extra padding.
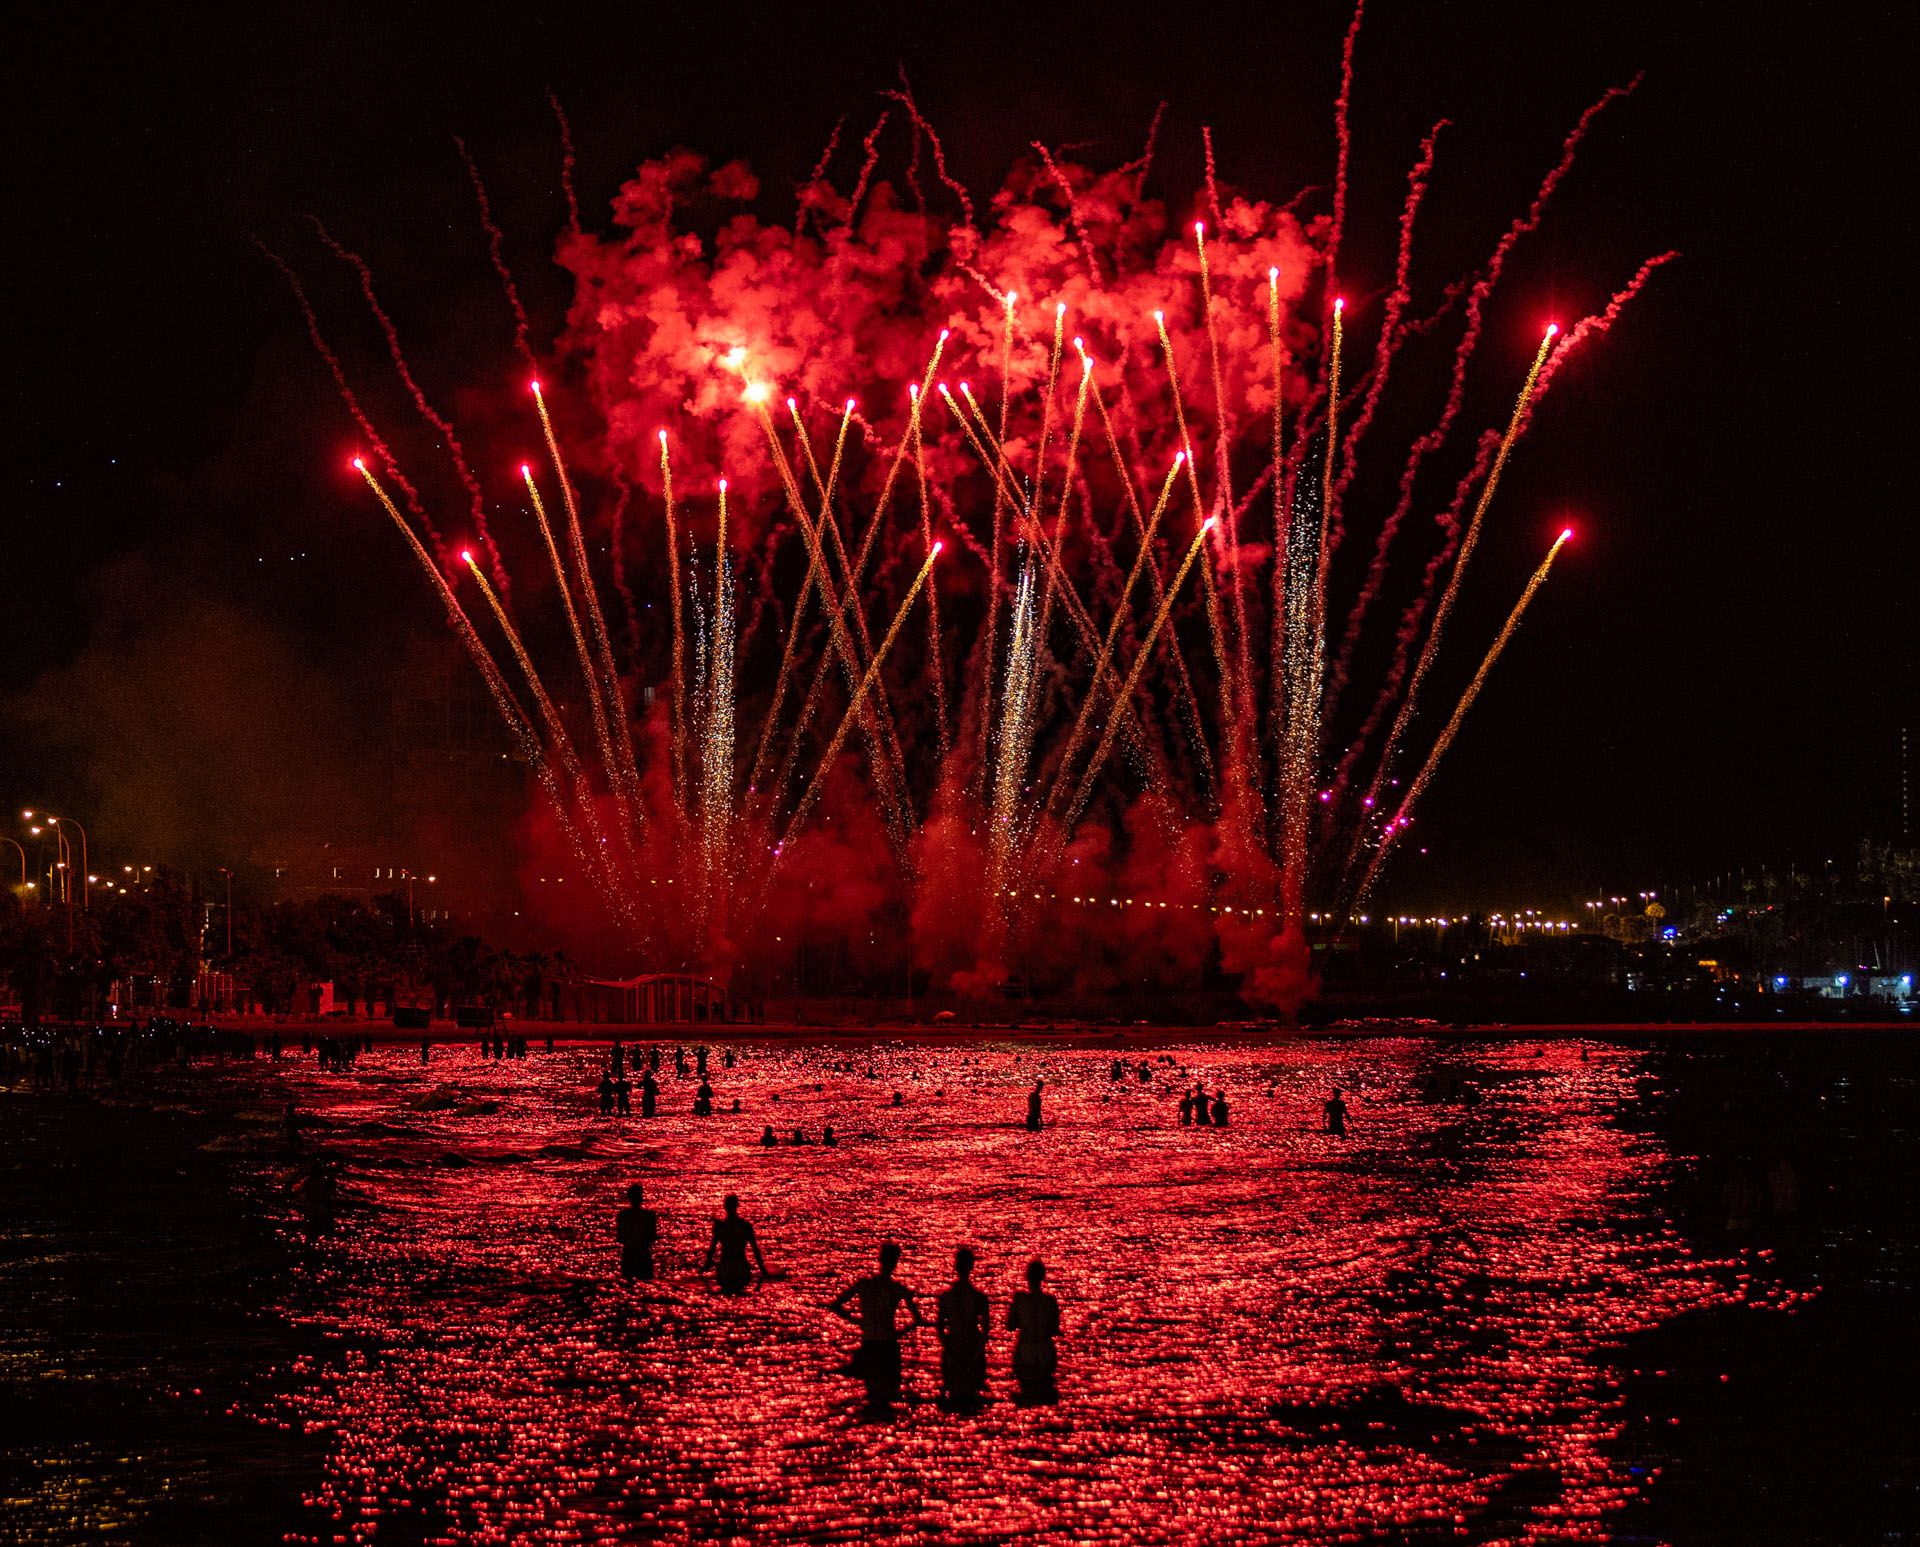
[358,461,622,921]
[1355,526,1574,903]
[659,431,690,816]
[774,541,941,868]
[700,478,737,927]
[1061,518,1216,834]
[1337,322,1556,892]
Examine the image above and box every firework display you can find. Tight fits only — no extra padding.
[286,50,1673,1010]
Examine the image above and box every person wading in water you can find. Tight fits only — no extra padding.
[1006,1258,1061,1405]
[829,1241,924,1412]
[701,1194,769,1294]
[935,1246,991,1411]
[615,1183,657,1280]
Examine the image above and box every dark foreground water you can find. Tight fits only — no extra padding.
[3,1031,1916,1544]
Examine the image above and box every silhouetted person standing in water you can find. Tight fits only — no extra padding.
[936,1246,991,1411]
[703,1194,768,1294]
[1006,1258,1060,1405]
[640,1069,659,1118]
[1179,1089,1193,1125]
[1192,1084,1212,1125]
[615,1184,657,1280]
[598,1071,615,1116]
[1324,1087,1348,1137]
[1211,1089,1230,1126]
[1026,1079,1044,1132]
[830,1241,924,1411]
[694,1077,714,1116]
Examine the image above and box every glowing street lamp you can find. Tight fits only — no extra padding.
[23,810,89,909]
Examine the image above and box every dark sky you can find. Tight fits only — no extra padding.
[5,0,1914,909]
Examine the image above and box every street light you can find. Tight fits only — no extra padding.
[23,810,89,909]
[396,869,439,929]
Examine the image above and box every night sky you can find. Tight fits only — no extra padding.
[7,0,1914,910]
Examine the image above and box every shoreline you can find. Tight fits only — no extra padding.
[134,1015,1920,1043]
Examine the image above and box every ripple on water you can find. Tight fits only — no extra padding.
[248,1037,1794,1543]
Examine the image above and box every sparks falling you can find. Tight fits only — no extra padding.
[300,13,1667,1006]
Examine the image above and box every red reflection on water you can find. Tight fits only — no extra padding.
[253,1039,1785,1543]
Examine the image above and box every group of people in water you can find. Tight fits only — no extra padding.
[614,1185,1059,1412]
[593,1040,737,1119]
[585,1040,1356,1144]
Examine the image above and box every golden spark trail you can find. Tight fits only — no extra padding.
[1030,301,1068,521]
[1312,298,1346,652]
[1266,269,1289,750]
[772,334,947,809]
[1260,269,1308,924]
[806,398,915,791]
[460,550,624,899]
[1196,222,1254,722]
[989,562,1040,900]
[462,551,578,775]
[1356,527,1572,904]
[788,399,873,670]
[521,461,634,853]
[701,477,738,926]
[752,397,913,843]
[910,408,950,758]
[978,291,1018,794]
[1062,517,1216,834]
[1044,453,1184,819]
[1088,372,1213,793]
[1157,308,1237,789]
[775,541,941,863]
[975,299,1066,800]
[1278,297,1345,906]
[945,386,1135,743]
[749,393,882,816]
[660,431,689,818]
[1037,348,1092,638]
[1344,323,1557,881]
[358,462,625,923]
[532,383,646,836]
